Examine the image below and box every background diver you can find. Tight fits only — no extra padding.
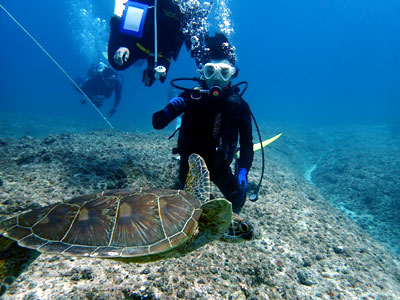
[152,33,254,238]
[76,62,122,118]
[108,0,209,87]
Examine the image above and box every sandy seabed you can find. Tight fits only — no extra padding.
[0,124,399,300]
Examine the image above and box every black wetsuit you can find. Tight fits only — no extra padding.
[80,68,122,109]
[152,87,254,213]
[108,0,190,84]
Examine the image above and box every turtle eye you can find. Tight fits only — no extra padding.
[239,222,249,232]
[240,222,254,240]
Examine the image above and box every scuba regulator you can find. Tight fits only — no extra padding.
[172,79,224,100]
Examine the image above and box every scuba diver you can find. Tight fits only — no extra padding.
[108,0,208,87]
[152,33,254,223]
[77,63,122,118]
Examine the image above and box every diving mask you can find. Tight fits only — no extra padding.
[202,62,236,82]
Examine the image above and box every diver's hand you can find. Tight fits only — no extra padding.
[114,47,129,66]
[238,168,248,194]
[108,108,117,118]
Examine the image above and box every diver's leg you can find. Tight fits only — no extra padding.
[177,153,189,189]
[209,162,245,214]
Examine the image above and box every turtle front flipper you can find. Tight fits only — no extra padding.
[0,235,39,296]
[184,154,210,203]
[185,198,232,252]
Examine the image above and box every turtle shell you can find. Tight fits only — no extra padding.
[0,187,202,259]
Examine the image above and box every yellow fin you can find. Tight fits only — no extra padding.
[235,133,282,159]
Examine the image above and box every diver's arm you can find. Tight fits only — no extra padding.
[152,97,187,130]
[238,101,254,170]
[112,80,122,109]
[108,16,137,70]
[152,110,172,129]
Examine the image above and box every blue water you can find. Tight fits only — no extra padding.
[1,2,400,294]
[0,0,400,132]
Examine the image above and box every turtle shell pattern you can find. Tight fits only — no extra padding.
[0,187,202,258]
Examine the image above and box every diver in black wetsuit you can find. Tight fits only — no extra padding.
[108,0,200,87]
[78,63,122,118]
[152,34,254,214]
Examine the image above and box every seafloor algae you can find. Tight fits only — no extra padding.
[0,128,399,299]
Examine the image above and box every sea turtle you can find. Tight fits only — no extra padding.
[0,154,252,264]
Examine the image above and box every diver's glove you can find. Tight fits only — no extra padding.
[237,168,248,195]
[114,47,129,66]
[108,108,117,118]
[164,97,186,117]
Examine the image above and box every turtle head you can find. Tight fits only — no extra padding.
[223,216,254,243]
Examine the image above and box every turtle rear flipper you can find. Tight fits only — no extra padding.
[0,235,39,296]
